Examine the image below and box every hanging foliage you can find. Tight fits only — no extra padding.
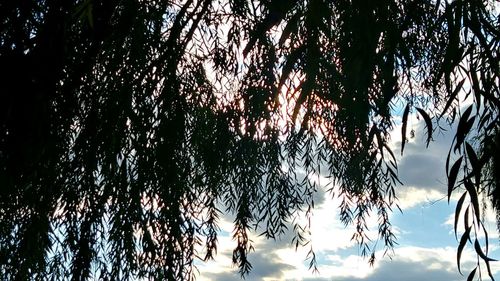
[0,0,499,280]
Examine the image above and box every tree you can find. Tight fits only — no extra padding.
[0,0,498,280]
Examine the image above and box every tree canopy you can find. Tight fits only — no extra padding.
[0,0,499,280]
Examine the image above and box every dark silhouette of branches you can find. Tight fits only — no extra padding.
[0,0,498,280]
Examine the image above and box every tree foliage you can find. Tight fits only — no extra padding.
[0,0,499,280]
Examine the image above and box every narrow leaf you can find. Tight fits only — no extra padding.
[383,142,398,169]
[463,206,470,239]
[440,79,465,119]
[278,45,305,91]
[445,146,452,175]
[279,12,300,46]
[447,156,463,201]
[481,221,490,257]
[474,239,497,262]
[291,81,309,123]
[415,107,433,147]
[458,117,476,152]
[464,179,481,223]
[454,105,474,152]
[454,192,467,238]
[457,225,471,274]
[368,124,377,146]
[465,142,481,187]
[466,267,477,281]
[401,104,410,155]
[465,142,479,168]
[486,260,495,281]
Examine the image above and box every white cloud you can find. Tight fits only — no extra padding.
[396,186,446,209]
[199,242,497,281]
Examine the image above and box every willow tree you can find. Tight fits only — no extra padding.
[0,0,499,280]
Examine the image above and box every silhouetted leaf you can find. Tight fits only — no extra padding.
[401,104,410,156]
[279,12,300,46]
[465,142,481,187]
[474,239,497,262]
[474,238,497,280]
[454,192,467,238]
[464,206,470,236]
[278,45,305,91]
[482,221,490,257]
[467,267,477,281]
[440,79,465,119]
[415,107,433,147]
[464,179,481,223]
[454,105,474,152]
[448,156,463,201]
[457,225,471,274]
[383,142,398,169]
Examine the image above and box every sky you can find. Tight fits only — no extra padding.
[194,116,500,281]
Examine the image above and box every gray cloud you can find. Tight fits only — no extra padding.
[248,252,295,279]
[395,120,457,195]
[204,251,294,281]
[203,271,243,281]
[204,251,473,281]
[397,152,446,191]
[302,258,466,281]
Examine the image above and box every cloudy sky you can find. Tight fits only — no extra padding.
[195,117,500,281]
